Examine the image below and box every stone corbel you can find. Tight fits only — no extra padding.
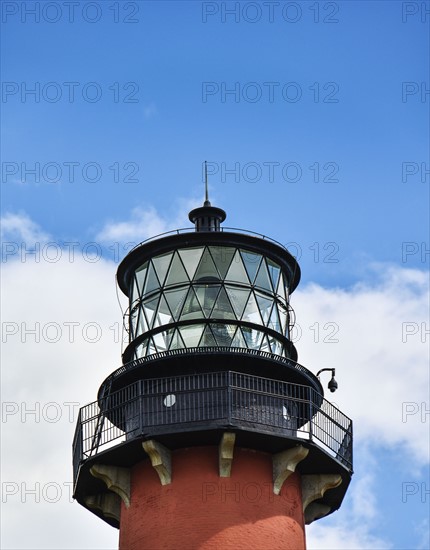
[142,439,172,485]
[272,445,309,495]
[301,474,342,524]
[85,492,121,523]
[219,432,236,477]
[89,464,131,508]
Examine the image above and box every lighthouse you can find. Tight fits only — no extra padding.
[72,175,353,549]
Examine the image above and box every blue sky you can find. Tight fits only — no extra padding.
[1,1,429,549]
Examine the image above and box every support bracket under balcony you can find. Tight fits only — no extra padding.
[272,445,309,495]
[142,439,172,485]
[219,432,236,477]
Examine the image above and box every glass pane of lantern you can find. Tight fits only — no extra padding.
[198,325,217,347]
[163,328,176,350]
[231,326,247,348]
[178,324,205,348]
[153,295,173,328]
[255,292,273,324]
[211,322,234,347]
[260,335,271,353]
[180,287,204,320]
[165,252,189,286]
[178,247,204,280]
[152,252,173,287]
[195,284,221,318]
[226,250,249,284]
[212,287,236,319]
[136,307,148,336]
[278,305,288,334]
[169,329,186,350]
[209,246,236,278]
[225,286,251,319]
[255,260,273,292]
[143,295,160,329]
[240,250,262,284]
[153,331,168,352]
[135,262,148,295]
[132,276,140,302]
[136,338,149,359]
[147,337,157,355]
[242,291,263,325]
[268,303,281,332]
[267,259,281,290]
[242,327,263,349]
[194,247,219,281]
[164,287,189,321]
[143,261,160,296]
[277,272,287,301]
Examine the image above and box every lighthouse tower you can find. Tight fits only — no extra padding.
[72,179,353,549]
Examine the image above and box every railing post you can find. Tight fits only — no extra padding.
[308,387,313,441]
[139,379,144,435]
[227,371,232,424]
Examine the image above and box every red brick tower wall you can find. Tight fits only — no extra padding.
[119,446,306,550]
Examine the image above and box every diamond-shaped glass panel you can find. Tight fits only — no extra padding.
[242,327,263,349]
[226,250,250,284]
[153,331,169,352]
[179,324,205,348]
[225,286,250,319]
[136,306,148,336]
[136,338,149,359]
[195,284,220,318]
[132,276,140,302]
[260,335,271,352]
[164,287,188,321]
[180,287,204,320]
[212,287,236,320]
[198,325,217,347]
[143,261,160,296]
[255,292,274,324]
[194,247,220,282]
[211,322,235,347]
[142,295,160,329]
[153,295,173,328]
[267,259,281,290]
[278,304,288,334]
[254,260,273,292]
[242,291,263,325]
[135,262,148,295]
[270,337,284,356]
[268,303,281,332]
[231,326,248,348]
[178,247,204,280]
[165,252,189,287]
[147,337,157,355]
[277,272,287,301]
[209,247,236,278]
[169,328,186,350]
[152,252,173,287]
[240,250,262,284]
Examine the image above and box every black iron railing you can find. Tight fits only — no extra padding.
[72,371,353,487]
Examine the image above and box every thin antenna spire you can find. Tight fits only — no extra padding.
[204,161,211,206]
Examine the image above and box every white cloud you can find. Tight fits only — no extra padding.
[1,212,51,244]
[293,265,429,467]
[95,198,200,244]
